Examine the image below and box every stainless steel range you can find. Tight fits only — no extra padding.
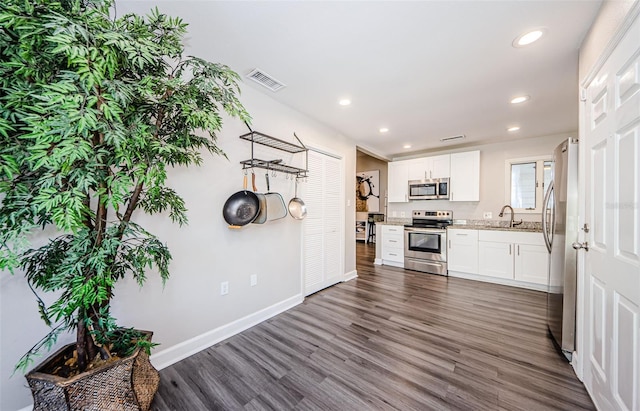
[404,210,452,275]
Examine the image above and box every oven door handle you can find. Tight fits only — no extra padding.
[404,227,446,234]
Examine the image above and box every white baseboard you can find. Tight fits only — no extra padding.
[374,258,382,265]
[343,270,358,282]
[150,293,303,370]
[382,259,404,268]
[448,271,547,292]
[17,406,32,411]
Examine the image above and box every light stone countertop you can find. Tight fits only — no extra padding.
[375,219,542,232]
[450,219,542,233]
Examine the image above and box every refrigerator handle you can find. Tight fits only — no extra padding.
[542,180,554,253]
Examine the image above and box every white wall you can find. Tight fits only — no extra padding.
[579,0,637,81]
[0,84,357,411]
[356,151,389,216]
[388,133,570,222]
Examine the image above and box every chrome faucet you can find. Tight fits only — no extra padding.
[499,205,523,228]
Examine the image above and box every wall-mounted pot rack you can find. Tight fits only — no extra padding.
[239,127,308,178]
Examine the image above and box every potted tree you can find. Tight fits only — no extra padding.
[0,0,249,409]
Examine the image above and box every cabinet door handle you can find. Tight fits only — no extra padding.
[389,253,397,256]
[449,239,451,249]
[517,245,520,255]
[389,239,397,243]
[456,233,468,236]
[509,244,512,255]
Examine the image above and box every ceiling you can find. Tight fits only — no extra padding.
[118,1,602,159]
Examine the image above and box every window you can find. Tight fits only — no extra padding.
[505,157,552,213]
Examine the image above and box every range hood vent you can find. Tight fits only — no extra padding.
[440,134,466,142]
[247,69,286,92]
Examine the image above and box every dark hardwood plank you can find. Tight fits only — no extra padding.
[151,242,594,411]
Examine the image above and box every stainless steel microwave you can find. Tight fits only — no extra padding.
[408,178,449,200]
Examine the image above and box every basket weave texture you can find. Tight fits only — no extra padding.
[26,335,159,411]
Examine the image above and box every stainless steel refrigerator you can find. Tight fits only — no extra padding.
[542,138,579,361]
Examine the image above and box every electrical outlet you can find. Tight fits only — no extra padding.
[392,211,397,217]
[400,211,405,217]
[220,281,229,295]
[250,274,257,287]
[483,212,492,219]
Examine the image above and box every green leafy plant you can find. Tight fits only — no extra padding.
[0,0,249,374]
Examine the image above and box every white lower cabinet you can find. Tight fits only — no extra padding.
[380,225,404,267]
[478,241,514,279]
[477,230,548,286]
[448,227,548,290]
[447,229,478,274]
[514,243,548,284]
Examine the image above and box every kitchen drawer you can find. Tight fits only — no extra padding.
[478,230,544,245]
[383,233,403,247]
[381,225,404,235]
[382,249,404,263]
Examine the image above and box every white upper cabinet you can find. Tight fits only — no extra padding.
[430,154,451,179]
[407,154,450,180]
[387,160,409,202]
[450,150,480,201]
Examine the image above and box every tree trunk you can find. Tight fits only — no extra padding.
[76,314,88,372]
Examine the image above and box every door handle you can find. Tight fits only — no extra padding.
[572,241,589,251]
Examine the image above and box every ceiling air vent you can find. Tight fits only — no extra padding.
[440,134,466,142]
[246,69,286,92]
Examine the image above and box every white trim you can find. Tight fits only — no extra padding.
[571,349,582,381]
[16,405,32,411]
[448,270,548,292]
[374,258,383,265]
[381,260,404,268]
[343,270,358,282]
[581,1,640,88]
[504,155,553,214]
[150,294,303,370]
[308,145,342,160]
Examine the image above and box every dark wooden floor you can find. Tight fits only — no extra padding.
[151,242,594,410]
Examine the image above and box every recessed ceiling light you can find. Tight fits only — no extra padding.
[507,126,521,132]
[403,144,412,149]
[379,127,389,133]
[510,95,530,104]
[338,98,351,106]
[513,28,546,47]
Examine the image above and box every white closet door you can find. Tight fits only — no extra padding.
[303,150,344,296]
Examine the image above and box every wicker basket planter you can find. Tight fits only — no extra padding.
[25,331,159,411]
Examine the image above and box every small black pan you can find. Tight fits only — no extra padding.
[223,175,261,228]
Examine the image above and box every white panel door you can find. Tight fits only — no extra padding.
[303,150,344,296]
[583,13,639,411]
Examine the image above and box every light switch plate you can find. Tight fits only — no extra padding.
[483,212,492,219]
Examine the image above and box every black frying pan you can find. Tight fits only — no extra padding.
[223,175,261,228]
